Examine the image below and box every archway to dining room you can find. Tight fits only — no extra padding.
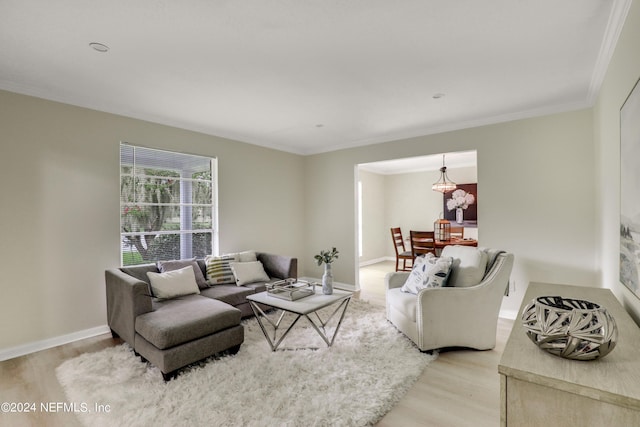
[355,150,478,304]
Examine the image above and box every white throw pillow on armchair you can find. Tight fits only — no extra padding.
[401,254,453,294]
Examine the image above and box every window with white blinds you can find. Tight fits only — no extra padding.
[120,143,216,266]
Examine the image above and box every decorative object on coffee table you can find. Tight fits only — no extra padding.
[521,295,618,360]
[314,247,339,295]
[266,278,316,301]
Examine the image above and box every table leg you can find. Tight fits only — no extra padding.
[249,300,302,351]
[249,297,351,351]
[305,297,351,347]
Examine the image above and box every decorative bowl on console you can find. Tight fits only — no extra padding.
[521,295,618,361]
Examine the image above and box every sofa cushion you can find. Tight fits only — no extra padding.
[199,284,255,307]
[387,287,418,322]
[205,254,238,285]
[146,266,201,299]
[157,258,208,289]
[440,246,488,288]
[481,247,506,274]
[401,254,453,294]
[236,251,258,262]
[135,295,241,350]
[229,261,270,286]
[120,263,158,285]
[257,252,297,280]
[243,281,271,293]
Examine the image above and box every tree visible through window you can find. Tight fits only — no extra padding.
[120,144,216,266]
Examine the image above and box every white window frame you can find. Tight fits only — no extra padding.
[119,143,218,265]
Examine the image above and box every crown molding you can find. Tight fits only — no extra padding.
[587,0,633,105]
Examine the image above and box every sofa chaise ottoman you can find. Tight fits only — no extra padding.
[105,251,297,379]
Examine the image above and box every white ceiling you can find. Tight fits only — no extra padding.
[0,1,630,155]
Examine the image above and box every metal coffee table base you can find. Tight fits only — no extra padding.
[248,298,351,351]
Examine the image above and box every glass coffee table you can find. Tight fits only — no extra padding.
[246,288,352,351]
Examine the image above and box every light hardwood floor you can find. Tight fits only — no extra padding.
[0,334,121,427]
[360,260,514,427]
[0,261,513,427]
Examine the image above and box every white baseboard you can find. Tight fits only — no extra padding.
[333,282,356,291]
[0,324,111,362]
[298,276,356,292]
[358,257,393,267]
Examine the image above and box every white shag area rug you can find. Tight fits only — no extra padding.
[56,299,436,427]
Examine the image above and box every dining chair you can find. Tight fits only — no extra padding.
[450,226,464,239]
[410,230,437,258]
[390,227,413,272]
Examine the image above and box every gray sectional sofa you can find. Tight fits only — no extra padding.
[105,252,297,380]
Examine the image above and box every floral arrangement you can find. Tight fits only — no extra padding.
[446,189,475,211]
[314,247,339,265]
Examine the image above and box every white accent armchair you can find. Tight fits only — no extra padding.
[385,247,514,352]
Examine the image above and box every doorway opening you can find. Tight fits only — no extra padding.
[355,150,477,302]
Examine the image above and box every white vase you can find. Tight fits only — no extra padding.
[456,208,464,224]
[322,263,333,295]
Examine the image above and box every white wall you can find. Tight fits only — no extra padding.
[304,110,596,318]
[0,90,305,352]
[384,165,477,258]
[594,0,640,323]
[358,164,477,263]
[358,170,387,263]
[384,169,444,246]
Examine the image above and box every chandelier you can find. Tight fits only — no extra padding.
[431,154,457,193]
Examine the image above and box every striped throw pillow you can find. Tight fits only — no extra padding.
[205,254,238,285]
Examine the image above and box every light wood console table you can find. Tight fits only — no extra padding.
[498,282,640,426]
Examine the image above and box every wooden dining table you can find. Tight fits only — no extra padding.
[434,237,478,249]
[406,236,478,250]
